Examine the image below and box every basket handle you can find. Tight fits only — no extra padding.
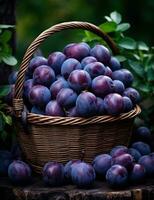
[13,21,119,116]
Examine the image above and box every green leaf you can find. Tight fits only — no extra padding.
[110,11,122,24]
[116,23,130,32]
[2,114,12,125]
[99,22,117,33]
[0,30,12,43]
[138,41,149,51]
[0,85,10,97]
[84,31,100,42]
[118,37,137,50]
[115,55,127,62]
[139,85,151,93]
[104,16,112,22]
[128,60,144,77]
[146,68,154,81]
[0,24,14,29]
[2,56,17,66]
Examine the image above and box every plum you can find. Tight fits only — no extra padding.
[113,80,125,94]
[123,96,133,112]
[66,106,79,117]
[92,154,112,177]
[84,62,106,78]
[50,78,69,99]
[71,162,96,188]
[8,160,31,185]
[45,100,65,116]
[76,92,97,117]
[31,106,45,115]
[0,151,13,176]
[110,145,128,157]
[81,56,97,68]
[8,71,18,84]
[106,164,128,187]
[104,66,112,77]
[61,58,82,79]
[109,57,121,71]
[112,69,134,87]
[28,56,48,73]
[92,75,114,97]
[23,79,33,100]
[129,164,145,183]
[131,141,151,155]
[48,51,66,74]
[104,93,124,115]
[138,155,154,176]
[64,160,81,182]
[123,87,141,104]
[135,126,151,141]
[112,153,134,170]
[96,97,106,115]
[43,161,64,186]
[90,44,111,65]
[64,42,90,61]
[28,85,51,108]
[57,88,77,109]
[68,70,91,92]
[33,65,55,87]
[128,148,142,162]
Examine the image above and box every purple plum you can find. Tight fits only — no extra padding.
[33,65,55,87]
[48,51,66,74]
[138,155,154,176]
[92,75,114,97]
[8,71,18,84]
[23,79,33,100]
[123,87,141,104]
[64,42,90,61]
[106,164,128,187]
[135,126,151,141]
[104,66,112,77]
[57,88,77,108]
[8,161,31,185]
[113,80,125,94]
[31,106,45,115]
[84,62,106,78]
[81,56,97,68]
[110,145,128,157]
[28,85,51,108]
[109,57,121,71]
[66,107,79,117]
[43,161,64,186]
[90,44,111,65]
[71,162,96,188]
[45,100,65,116]
[61,58,82,79]
[68,70,91,92]
[96,97,106,115]
[92,154,112,177]
[104,93,124,115]
[128,148,142,162]
[76,92,97,117]
[131,141,151,155]
[123,96,133,112]
[28,56,48,73]
[129,164,145,183]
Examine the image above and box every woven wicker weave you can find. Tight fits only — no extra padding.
[13,21,141,173]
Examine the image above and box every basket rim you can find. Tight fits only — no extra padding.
[25,105,141,126]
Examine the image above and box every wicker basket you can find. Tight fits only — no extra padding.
[13,21,141,174]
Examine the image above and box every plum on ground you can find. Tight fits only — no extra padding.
[128,148,142,162]
[129,164,145,183]
[43,162,64,186]
[138,155,154,176]
[131,141,151,155]
[110,145,128,157]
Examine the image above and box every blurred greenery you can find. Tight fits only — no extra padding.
[16,0,154,61]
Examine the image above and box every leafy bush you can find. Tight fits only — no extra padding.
[83,11,154,129]
[0,25,17,140]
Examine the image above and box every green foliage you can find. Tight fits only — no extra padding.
[0,25,16,140]
[83,11,154,128]
[0,25,17,66]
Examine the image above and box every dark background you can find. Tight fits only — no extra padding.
[16,0,154,60]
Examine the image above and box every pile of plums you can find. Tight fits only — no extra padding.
[6,42,141,117]
[1,126,154,188]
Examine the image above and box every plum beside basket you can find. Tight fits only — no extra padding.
[13,21,141,174]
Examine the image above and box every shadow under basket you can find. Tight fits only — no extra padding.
[15,105,140,174]
[12,21,141,174]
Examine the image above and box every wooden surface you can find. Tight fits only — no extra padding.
[0,177,154,200]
